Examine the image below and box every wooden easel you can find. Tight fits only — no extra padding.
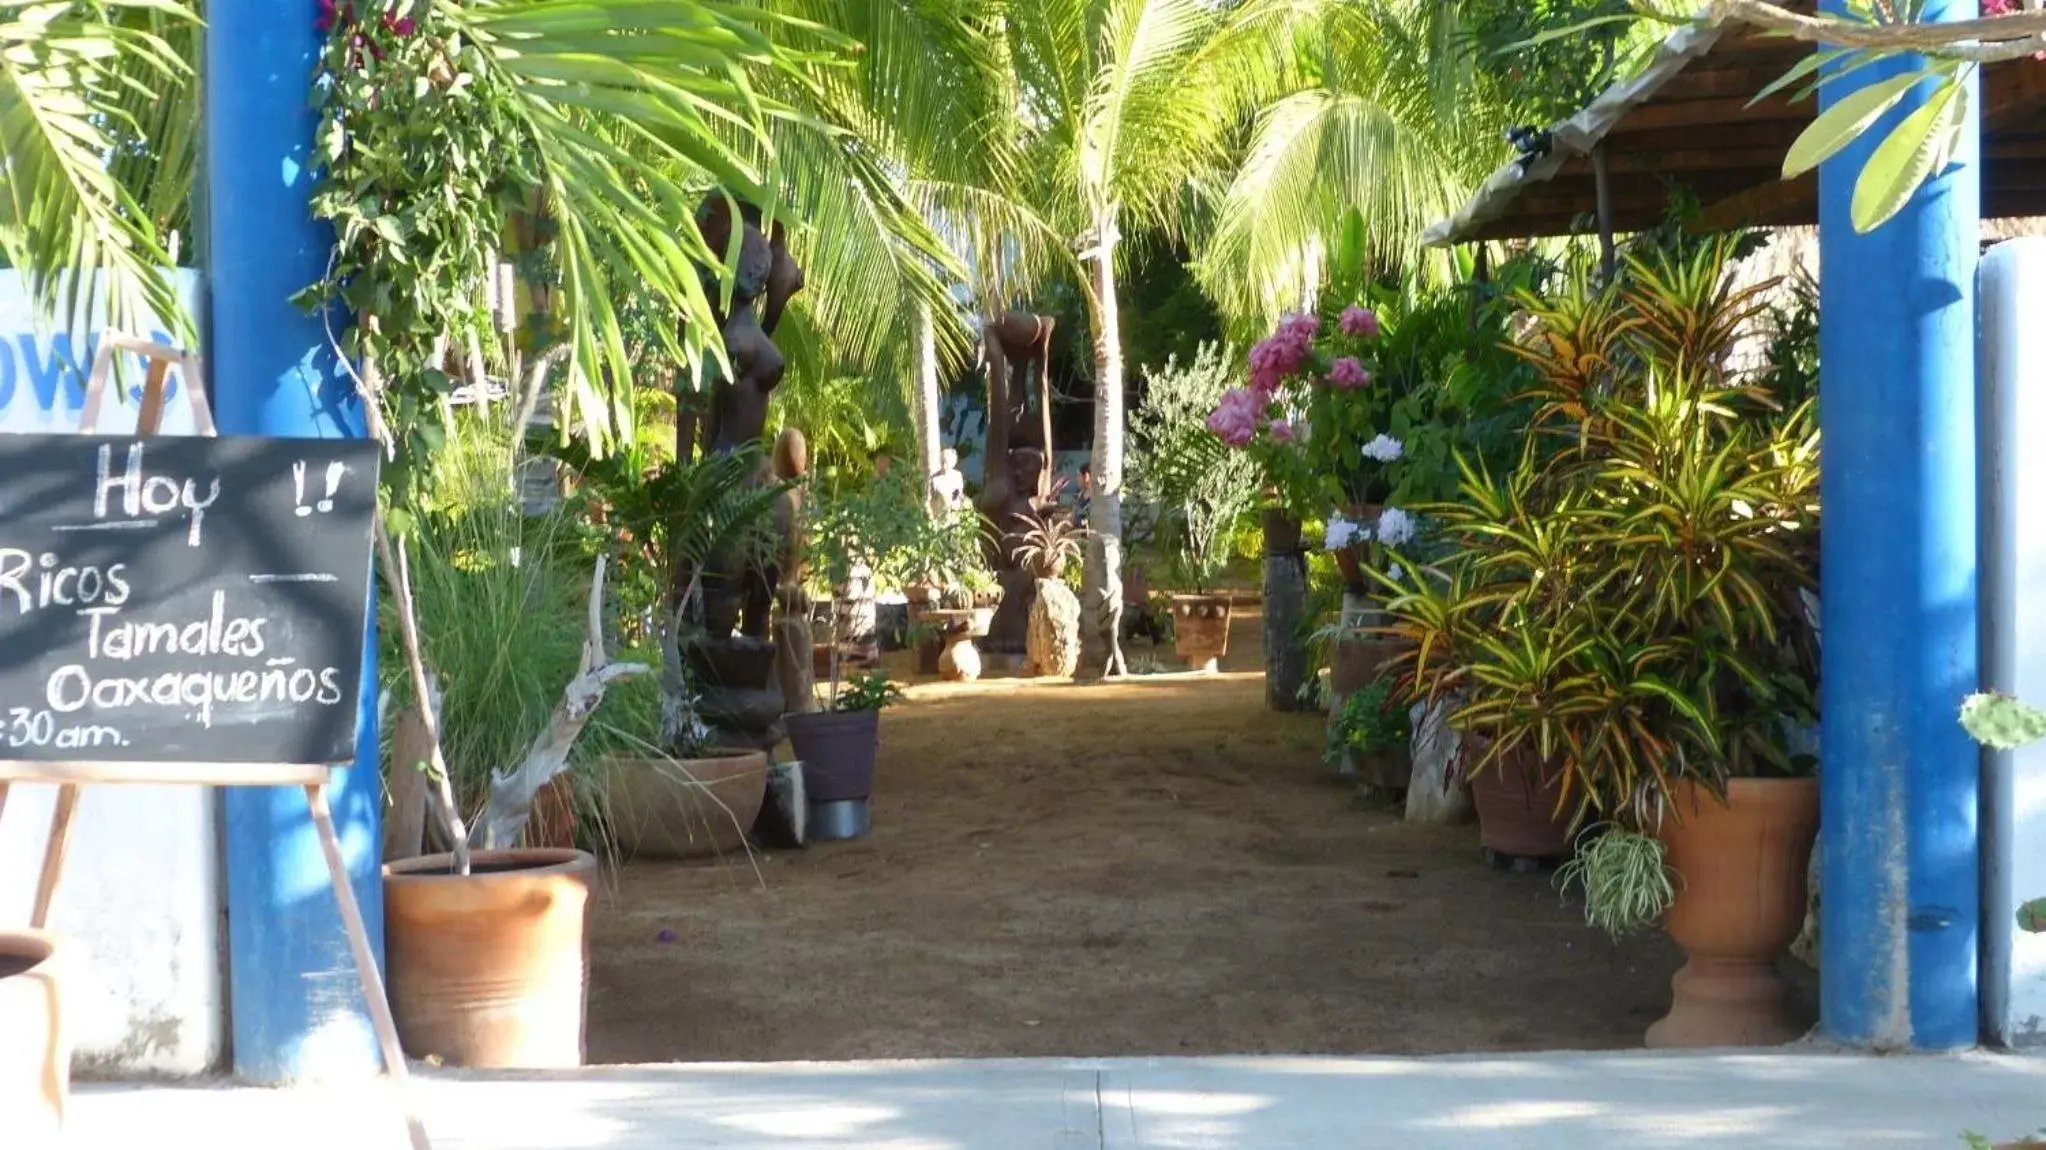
[0,335,430,1150]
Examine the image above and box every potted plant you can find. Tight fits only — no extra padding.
[378,482,647,1069]
[1134,342,1264,673]
[0,929,63,1140]
[794,468,920,838]
[544,440,791,862]
[787,671,903,840]
[1325,673,1413,791]
[1381,238,1823,1044]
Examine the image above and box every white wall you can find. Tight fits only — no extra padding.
[0,270,223,1074]
[1981,238,2046,1047]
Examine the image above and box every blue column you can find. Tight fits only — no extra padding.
[204,1,385,1081]
[1817,0,1981,1050]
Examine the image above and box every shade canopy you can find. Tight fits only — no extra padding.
[1424,16,2046,246]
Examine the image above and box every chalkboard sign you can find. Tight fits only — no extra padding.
[0,435,380,766]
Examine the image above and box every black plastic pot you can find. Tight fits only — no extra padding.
[786,708,880,803]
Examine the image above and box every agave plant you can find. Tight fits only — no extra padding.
[1379,235,1822,831]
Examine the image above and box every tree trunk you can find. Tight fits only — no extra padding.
[1081,216,1129,678]
[914,302,944,512]
[1263,547,1310,710]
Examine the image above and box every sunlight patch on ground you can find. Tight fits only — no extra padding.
[1417,1099,1607,1129]
[712,1101,904,1138]
[1601,1106,1800,1138]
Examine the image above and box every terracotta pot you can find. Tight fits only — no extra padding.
[603,749,770,860]
[1646,777,1821,1048]
[384,848,596,1068]
[787,708,880,803]
[0,930,65,1144]
[1172,594,1233,672]
[1466,748,1574,859]
[1261,509,1303,555]
[1331,636,1408,699]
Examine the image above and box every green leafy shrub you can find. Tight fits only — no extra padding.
[1324,677,1411,767]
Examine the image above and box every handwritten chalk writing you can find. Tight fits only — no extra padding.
[3,709,125,751]
[0,550,131,614]
[0,432,378,765]
[45,663,345,727]
[79,592,269,661]
[94,443,220,546]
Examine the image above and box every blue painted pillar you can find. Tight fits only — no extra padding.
[204,1,386,1080]
[1817,0,1981,1050]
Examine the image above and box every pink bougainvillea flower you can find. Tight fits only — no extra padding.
[1207,387,1263,448]
[315,0,346,32]
[382,11,418,36]
[1340,304,1381,339]
[1328,356,1371,389]
[1268,419,1296,444]
[1277,312,1321,345]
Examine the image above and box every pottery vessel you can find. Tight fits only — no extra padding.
[384,848,596,1068]
[1466,748,1574,859]
[603,749,770,860]
[0,930,65,1146]
[1646,777,1820,1048]
[1172,594,1233,672]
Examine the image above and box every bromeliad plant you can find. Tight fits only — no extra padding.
[1378,236,1821,932]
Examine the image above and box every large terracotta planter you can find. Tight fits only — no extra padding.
[0,930,65,1145]
[1646,777,1820,1048]
[1172,594,1233,672]
[1467,748,1574,860]
[385,848,596,1068]
[603,749,770,860]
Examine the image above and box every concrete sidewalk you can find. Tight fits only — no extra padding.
[70,1049,2046,1149]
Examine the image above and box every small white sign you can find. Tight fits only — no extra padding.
[0,270,204,435]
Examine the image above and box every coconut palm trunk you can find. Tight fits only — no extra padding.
[1083,214,1130,677]
[914,301,945,512]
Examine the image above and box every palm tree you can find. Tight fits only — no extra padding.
[985,0,1295,676]
[0,1,195,343]
[1193,0,1518,330]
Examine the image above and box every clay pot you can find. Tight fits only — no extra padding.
[0,930,65,1144]
[1466,747,1574,859]
[602,749,770,860]
[1646,777,1821,1048]
[384,848,596,1068]
[1172,594,1233,672]
[1331,636,1409,699]
[1261,509,1303,555]
[786,708,880,803]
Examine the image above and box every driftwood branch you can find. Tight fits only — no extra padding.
[474,555,648,850]
[376,521,473,875]
[1692,0,2046,62]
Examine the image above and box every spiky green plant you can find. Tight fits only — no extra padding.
[1555,826,1678,938]
[1376,235,1822,830]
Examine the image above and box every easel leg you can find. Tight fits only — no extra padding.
[0,781,11,831]
[31,785,80,929]
[306,783,432,1150]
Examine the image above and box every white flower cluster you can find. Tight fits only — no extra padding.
[1361,434,1404,463]
[1324,506,1418,550]
[1325,513,1364,551]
